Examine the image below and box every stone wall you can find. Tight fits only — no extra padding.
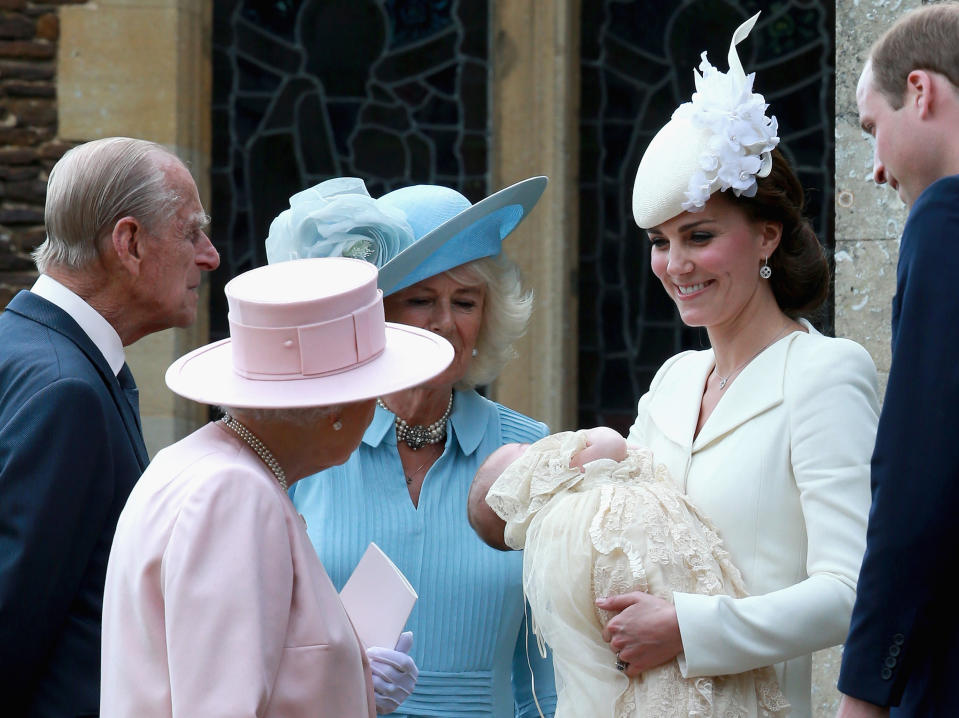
[834,0,917,394]
[0,0,85,307]
[815,2,923,715]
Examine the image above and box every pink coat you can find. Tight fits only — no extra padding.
[101,422,375,717]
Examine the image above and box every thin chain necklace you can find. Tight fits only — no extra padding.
[712,322,792,391]
[402,455,434,485]
[221,414,288,490]
[378,393,453,450]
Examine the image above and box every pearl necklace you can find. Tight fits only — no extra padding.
[221,414,288,490]
[712,323,792,391]
[378,393,453,450]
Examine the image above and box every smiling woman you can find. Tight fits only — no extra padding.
[268,176,559,717]
[553,14,880,718]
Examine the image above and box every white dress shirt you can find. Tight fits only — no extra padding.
[31,274,125,375]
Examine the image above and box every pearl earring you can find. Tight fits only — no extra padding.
[471,348,478,357]
[332,420,343,431]
[759,257,772,279]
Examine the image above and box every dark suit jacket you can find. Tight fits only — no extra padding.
[838,175,959,716]
[0,291,149,717]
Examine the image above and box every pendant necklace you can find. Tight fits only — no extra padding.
[712,323,792,391]
[403,456,432,486]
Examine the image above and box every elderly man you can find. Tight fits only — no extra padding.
[0,137,219,716]
[837,4,959,718]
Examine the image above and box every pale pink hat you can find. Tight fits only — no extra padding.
[165,257,454,408]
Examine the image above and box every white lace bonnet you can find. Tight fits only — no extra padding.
[631,13,779,229]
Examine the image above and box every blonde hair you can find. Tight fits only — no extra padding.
[445,253,534,390]
[870,2,959,109]
[33,137,183,273]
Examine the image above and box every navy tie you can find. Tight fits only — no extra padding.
[117,362,141,430]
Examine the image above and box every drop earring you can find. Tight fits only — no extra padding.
[759,257,772,279]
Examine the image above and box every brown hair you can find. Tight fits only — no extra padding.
[732,149,829,317]
[870,2,959,109]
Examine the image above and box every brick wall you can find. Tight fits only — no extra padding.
[0,0,86,308]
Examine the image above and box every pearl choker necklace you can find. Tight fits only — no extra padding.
[221,414,288,490]
[378,394,453,450]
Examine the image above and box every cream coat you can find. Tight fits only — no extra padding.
[627,325,879,717]
[101,422,375,718]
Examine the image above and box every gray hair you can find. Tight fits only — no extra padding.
[445,253,534,390]
[33,137,183,273]
[221,405,342,427]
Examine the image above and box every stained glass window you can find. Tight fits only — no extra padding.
[211,0,488,340]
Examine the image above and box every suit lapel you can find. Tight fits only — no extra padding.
[7,291,150,470]
[692,332,796,450]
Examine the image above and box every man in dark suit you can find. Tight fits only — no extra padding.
[837,4,959,717]
[0,137,220,716]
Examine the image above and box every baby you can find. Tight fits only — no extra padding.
[468,429,788,718]
[468,426,627,551]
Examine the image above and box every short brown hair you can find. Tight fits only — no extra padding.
[731,149,829,318]
[870,2,959,109]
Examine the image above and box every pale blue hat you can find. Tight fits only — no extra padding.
[266,176,547,295]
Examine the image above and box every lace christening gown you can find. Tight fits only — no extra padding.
[486,431,790,718]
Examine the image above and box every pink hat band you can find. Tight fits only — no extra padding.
[229,296,386,380]
[224,258,387,381]
[165,257,455,409]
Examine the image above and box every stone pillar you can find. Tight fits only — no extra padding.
[489,0,581,431]
[57,0,213,456]
[816,2,920,716]
[834,1,916,395]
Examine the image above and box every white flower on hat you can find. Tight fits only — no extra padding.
[672,13,779,213]
[265,177,415,266]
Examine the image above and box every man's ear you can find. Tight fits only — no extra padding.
[906,69,935,119]
[111,216,144,275]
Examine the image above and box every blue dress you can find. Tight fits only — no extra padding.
[290,389,557,718]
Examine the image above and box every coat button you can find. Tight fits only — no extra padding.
[884,656,897,668]
[881,667,893,680]
[893,633,905,645]
[889,645,901,657]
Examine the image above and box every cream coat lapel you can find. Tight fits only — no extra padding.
[646,350,714,449]
[693,332,800,450]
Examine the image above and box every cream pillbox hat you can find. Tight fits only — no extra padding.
[632,13,779,229]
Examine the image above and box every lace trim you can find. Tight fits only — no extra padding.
[488,430,790,717]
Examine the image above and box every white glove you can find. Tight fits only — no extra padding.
[367,631,418,714]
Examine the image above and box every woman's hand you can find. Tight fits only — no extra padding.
[367,631,418,714]
[595,591,683,677]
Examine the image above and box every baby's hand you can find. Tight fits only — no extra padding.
[570,427,627,469]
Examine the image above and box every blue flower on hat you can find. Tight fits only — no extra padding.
[265,177,415,266]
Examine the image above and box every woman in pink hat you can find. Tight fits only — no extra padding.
[265,177,559,717]
[99,257,453,718]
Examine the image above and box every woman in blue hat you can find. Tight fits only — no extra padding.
[267,176,558,717]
